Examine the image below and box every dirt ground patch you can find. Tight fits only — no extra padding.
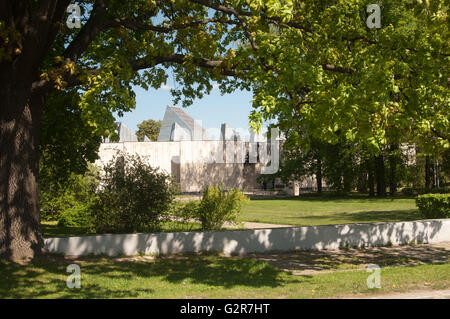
[107,242,450,272]
[225,221,292,229]
[346,288,450,299]
[246,242,450,275]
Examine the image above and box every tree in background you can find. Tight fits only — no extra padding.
[248,0,448,187]
[278,133,359,194]
[136,119,162,142]
[39,89,104,224]
[39,90,103,193]
[251,1,448,196]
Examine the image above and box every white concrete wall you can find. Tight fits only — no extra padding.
[96,142,180,175]
[96,141,262,192]
[44,219,450,257]
[123,142,180,174]
[178,141,256,192]
[180,163,245,192]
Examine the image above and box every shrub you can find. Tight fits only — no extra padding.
[169,200,199,221]
[40,164,99,226]
[402,186,450,196]
[163,200,201,231]
[417,187,450,194]
[416,194,450,219]
[57,201,93,228]
[40,191,76,222]
[196,184,249,230]
[92,153,179,233]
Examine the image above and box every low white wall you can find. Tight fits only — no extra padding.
[44,219,450,257]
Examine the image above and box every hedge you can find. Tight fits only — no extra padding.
[416,193,450,219]
[402,187,449,196]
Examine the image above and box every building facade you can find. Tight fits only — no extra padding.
[97,106,307,194]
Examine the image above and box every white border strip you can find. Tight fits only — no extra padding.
[44,219,450,256]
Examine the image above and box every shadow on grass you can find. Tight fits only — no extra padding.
[249,244,449,274]
[0,255,143,298]
[0,253,304,298]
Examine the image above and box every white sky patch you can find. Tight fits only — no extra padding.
[160,84,172,90]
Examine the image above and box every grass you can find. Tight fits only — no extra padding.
[41,220,203,237]
[0,253,448,299]
[42,194,421,237]
[240,195,420,226]
[30,194,443,299]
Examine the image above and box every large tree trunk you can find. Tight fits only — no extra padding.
[389,144,398,196]
[367,158,375,197]
[0,0,70,260]
[342,164,353,193]
[375,155,386,197]
[0,88,44,260]
[425,156,432,191]
[316,158,322,194]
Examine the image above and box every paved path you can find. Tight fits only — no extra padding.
[226,221,292,229]
[249,242,450,274]
[168,216,292,229]
[354,289,450,299]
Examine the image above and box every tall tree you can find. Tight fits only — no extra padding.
[388,143,399,196]
[0,0,297,259]
[39,90,103,191]
[375,154,386,196]
[249,0,449,162]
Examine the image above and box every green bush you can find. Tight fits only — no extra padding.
[417,187,450,194]
[401,187,449,197]
[40,191,76,222]
[165,200,201,231]
[196,184,249,230]
[57,201,93,228]
[416,194,450,219]
[92,153,179,233]
[40,165,99,226]
[402,186,450,196]
[170,200,199,222]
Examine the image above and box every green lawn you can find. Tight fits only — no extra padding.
[41,195,421,237]
[0,254,448,298]
[41,220,204,237]
[240,195,420,226]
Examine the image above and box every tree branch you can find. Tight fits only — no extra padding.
[189,0,258,51]
[103,17,239,33]
[129,53,237,76]
[63,0,109,63]
[322,64,357,74]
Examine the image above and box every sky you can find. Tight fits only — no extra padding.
[110,10,274,139]
[114,80,270,139]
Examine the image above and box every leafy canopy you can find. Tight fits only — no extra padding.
[11,0,447,158]
[245,0,449,154]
